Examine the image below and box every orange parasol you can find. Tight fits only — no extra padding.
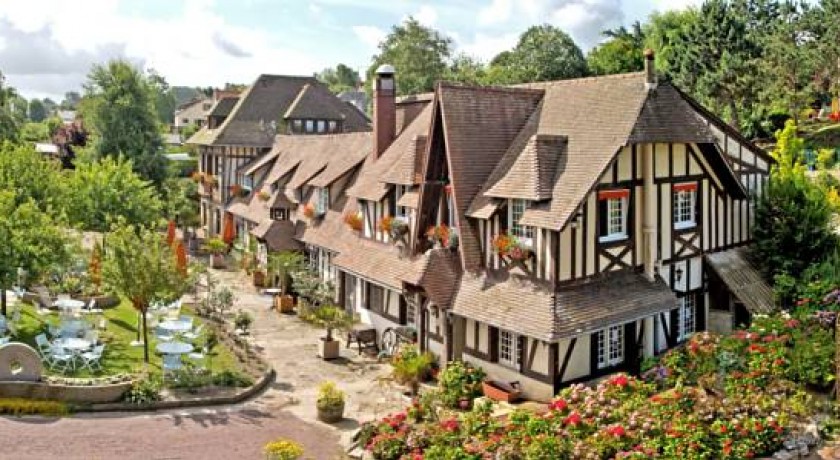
[166,220,176,246]
[222,212,236,245]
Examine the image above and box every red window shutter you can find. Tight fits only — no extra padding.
[598,189,629,200]
[673,183,697,192]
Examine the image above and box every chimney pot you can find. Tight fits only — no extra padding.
[644,49,657,90]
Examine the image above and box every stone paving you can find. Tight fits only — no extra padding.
[208,267,408,449]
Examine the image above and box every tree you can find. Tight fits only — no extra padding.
[587,21,646,76]
[60,91,81,110]
[318,64,361,93]
[0,143,67,213]
[751,121,837,283]
[83,60,166,184]
[268,251,305,293]
[367,17,453,96]
[0,191,71,316]
[643,10,698,82]
[445,54,487,85]
[104,224,187,363]
[63,157,163,232]
[147,69,177,126]
[0,72,20,142]
[28,99,47,122]
[162,177,199,237]
[486,25,588,84]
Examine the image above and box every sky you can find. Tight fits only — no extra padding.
[0,0,700,101]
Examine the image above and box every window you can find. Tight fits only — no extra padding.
[328,120,338,132]
[368,284,384,313]
[270,208,288,221]
[598,190,629,242]
[305,120,315,133]
[596,325,624,369]
[316,187,329,214]
[181,118,189,124]
[677,295,696,341]
[405,300,416,326]
[498,330,521,369]
[317,120,326,133]
[395,185,408,218]
[673,183,697,230]
[508,199,534,244]
[292,120,303,133]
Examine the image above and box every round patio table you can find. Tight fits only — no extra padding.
[55,299,85,311]
[156,341,193,355]
[264,288,281,296]
[158,320,193,334]
[53,337,91,352]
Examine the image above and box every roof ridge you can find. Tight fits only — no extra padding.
[513,71,645,88]
[437,82,546,96]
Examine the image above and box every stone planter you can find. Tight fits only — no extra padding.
[210,254,225,269]
[274,295,294,314]
[317,402,344,423]
[318,338,340,360]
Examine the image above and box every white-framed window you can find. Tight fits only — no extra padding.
[395,185,409,218]
[317,120,326,133]
[677,294,696,342]
[498,330,521,369]
[598,190,629,242]
[596,325,624,369]
[405,299,416,326]
[305,120,315,133]
[316,187,329,214]
[328,120,338,132]
[673,183,697,230]
[508,199,534,245]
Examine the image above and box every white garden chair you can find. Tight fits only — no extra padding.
[84,299,102,314]
[182,324,204,341]
[162,354,182,381]
[80,345,105,371]
[50,346,75,373]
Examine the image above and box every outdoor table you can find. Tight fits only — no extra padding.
[156,341,193,355]
[55,298,85,312]
[264,288,282,296]
[53,337,92,352]
[158,320,193,335]
[59,319,90,337]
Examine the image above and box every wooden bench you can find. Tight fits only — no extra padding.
[346,326,378,356]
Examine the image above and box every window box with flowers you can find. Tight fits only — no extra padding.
[379,215,409,241]
[191,171,204,183]
[426,224,458,249]
[302,203,317,219]
[229,184,246,198]
[343,212,363,232]
[257,190,271,202]
[492,234,533,262]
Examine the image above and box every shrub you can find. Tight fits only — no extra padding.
[437,361,485,409]
[167,367,212,393]
[316,381,344,410]
[263,438,303,460]
[123,377,162,405]
[212,370,253,387]
[234,310,254,333]
[0,398,69,416]
[390,345,435,396]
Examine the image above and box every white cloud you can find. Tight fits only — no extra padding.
[415,5,438,27]
[309,2,323,15]
[653,0,701,10]
[458,32,519,63]
[478,0,514,26]
[352,25,387,49]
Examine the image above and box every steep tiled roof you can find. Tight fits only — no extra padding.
[262,132,372,190]
[380,134,427,185]
[484,130,567,201]
[412,249,461,307]
[705,248,775,314]
[242,146,280,176]
[195,75,370,148]
[435,84,544,270]
[252,220,302,252]
[228,192,273,223]
[333,239,425,291]
[347,102,433,201]
[210,97,238,118]
[396,189,419,208]
[452,270,677,342]
[283,83,349,121]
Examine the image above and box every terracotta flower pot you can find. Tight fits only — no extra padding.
[274,295,294,314]
[482,380,522,403]
[317,402,344,423]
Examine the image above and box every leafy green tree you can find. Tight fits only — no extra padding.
[147,69,177,126]
[0,143,67,212]
[643,10,698,80]
[751,121,837,283]
[445,54,487,85]
[587,38,645,76]
[0,191,71,315]
[367,17,453,96]
[83,60,166,184]
[60,91,81,110]
[28,99,47,122]
[20,122,50,142]
[318,64,361,93]
[104,224,187,362]
[0,72,20,142]
[162,176,199,235]
[63,157,163,232]
[486,25,588,84]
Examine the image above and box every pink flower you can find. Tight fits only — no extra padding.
[549,399,568,411]
[563,411,582,426]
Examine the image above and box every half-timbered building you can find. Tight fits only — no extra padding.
[227,56,774,401]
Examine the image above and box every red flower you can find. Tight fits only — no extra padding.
[610,374,630,387]
[563,412,582,426]
[549,399,568,411]
[607,425,626,437]
[719,425,727,434]
[440,418,459,432]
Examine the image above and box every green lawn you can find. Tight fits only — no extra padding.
[11,299,244,379]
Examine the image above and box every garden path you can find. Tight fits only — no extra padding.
[208,266,407,449]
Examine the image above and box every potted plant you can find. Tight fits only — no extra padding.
[391,345,435,396]
[482,379,522,403]
[202,237,228,268]
[390,217,409,239]
[263,438,304,460]
[343,212,363,232]
[311,305,354,360]
[316,381,345,423]
[234,310,253,335]
[268,251,305,313]
[302,203,316,219]
[426,224,450,248]
[492,234,532,262]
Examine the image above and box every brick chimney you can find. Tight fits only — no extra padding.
[373,64,396,157]
[644,49,657,91]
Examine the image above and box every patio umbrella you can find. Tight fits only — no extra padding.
[166,220,176,246]
[175,239,187,276]
[222,212,236,245]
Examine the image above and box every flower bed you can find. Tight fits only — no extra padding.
[359,311,827,459]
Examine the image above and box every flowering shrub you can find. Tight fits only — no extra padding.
[829,111,840,122]
[263,438,303,460]
[344,212,363,232]
[435,361,485,409]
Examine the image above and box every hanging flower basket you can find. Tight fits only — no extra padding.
[344,212,363,232]
[204,174,218,187]
[427,224,457,249]
[444,184,453,195]
[389,218,409,238]
[492,234,532,261]
[378,216,394,233]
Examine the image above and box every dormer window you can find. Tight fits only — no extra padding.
[316,187,330,214]
[508,199,533,246]
[673,183,697,230]
[598,189,629,243]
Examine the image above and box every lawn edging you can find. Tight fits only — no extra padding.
[0,380,133,404]
[76,367,276,413]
